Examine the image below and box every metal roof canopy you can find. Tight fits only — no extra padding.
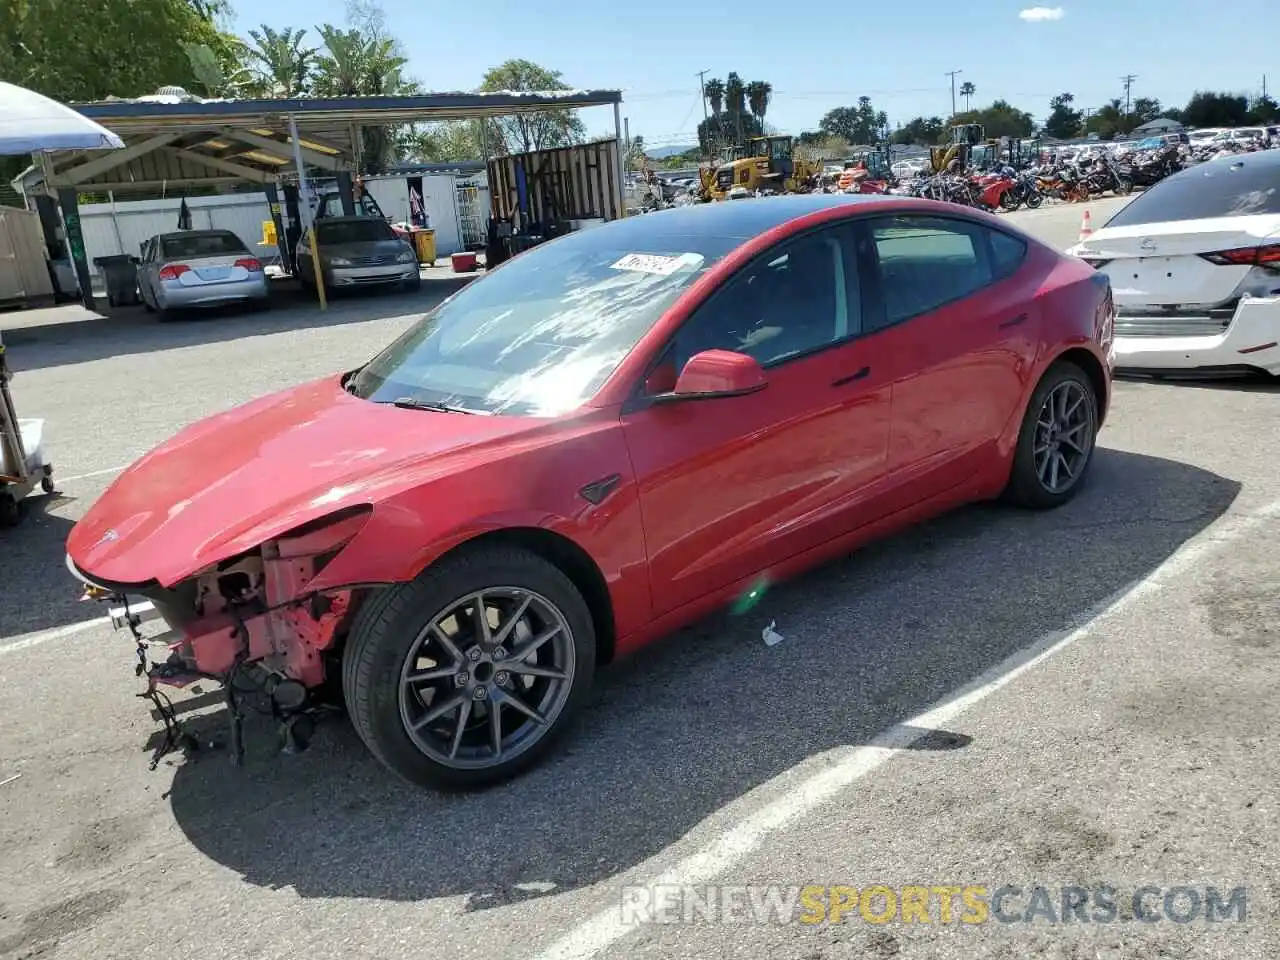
[17,89,623,194]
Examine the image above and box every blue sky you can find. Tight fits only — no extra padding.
[232,0,1276,146]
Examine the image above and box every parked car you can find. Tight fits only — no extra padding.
[1069,149,1280,377]
[67,196,1115,790]
[136,229,269,319]
[295,216,421,295]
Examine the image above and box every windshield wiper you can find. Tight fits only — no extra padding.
[391,397,478,414]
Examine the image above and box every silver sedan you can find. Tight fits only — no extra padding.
[137,230,270,318]
[295,217,421,294]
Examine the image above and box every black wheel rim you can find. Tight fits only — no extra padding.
[397,587,575,770]
[1034,380,1095,495]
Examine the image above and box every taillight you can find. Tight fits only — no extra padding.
[158,263,190,280]
[1198,244,1280,266]
[234,257,263,272]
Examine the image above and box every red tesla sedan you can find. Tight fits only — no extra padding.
[66,196,1115,789]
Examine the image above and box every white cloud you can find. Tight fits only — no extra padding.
[1019,6,1065,20]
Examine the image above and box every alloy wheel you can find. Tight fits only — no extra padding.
[1033,380,1095,495]
[397,587,575,769]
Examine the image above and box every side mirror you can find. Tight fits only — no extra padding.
[662,349,767,400]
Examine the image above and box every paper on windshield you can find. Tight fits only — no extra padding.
[610,252,704,276]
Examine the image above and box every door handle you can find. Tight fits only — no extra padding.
[832,366,871,387]
[998,313,1028,329]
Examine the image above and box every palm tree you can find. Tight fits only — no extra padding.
[960,81,975,111]
[312,25,409,172]
[703,78,724,117]
[747,80,772,126]
[725,72,746,142]
[243,26,317,98]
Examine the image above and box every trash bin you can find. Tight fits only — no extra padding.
[412,229,436,266]
[93,255,141,307]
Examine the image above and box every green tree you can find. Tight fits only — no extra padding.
[703,78,725,118]
[242,26,317,97]
[890,116,946,145]
[1083,99,1128,139]
[1043,92,1082,139]
[477,59,586,154]
[952,100,1035,140]
[959,81,975,111]
[746,81,772,125]
[724,72,747,143]
[818,97,886,145]
[0,0,233,103]
[1182,91,1250,128]
[1249,95,1280,124]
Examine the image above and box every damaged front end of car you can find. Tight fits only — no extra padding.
[67,505,375,769]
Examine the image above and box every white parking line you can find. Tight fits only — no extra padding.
[0,601,154,655]
[531,500,1280,960]
[56,465,129,484]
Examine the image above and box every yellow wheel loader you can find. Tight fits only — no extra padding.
[699,136,820,200]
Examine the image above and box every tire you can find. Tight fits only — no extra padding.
[1025,190,1043,209]
[1117,178,1134,196]
[41,475,55,495]
[342,544,598,790]
[402,272,422,293]
[0,494,19,527]
[999,191,1021,212]
[1003,361,1099,510]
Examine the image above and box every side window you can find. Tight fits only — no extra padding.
[666,227,860,373]
[865,215,994,329]
[990,230,1027,280]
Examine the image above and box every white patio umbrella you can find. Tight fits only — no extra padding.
[0,80,124,154]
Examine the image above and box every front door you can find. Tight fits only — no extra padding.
[621,223,892,617]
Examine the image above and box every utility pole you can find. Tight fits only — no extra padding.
[1120,74,1137,114]
[945,69,963,119]
[696,69,711,160]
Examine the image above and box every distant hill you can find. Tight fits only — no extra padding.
[644,144,697,159]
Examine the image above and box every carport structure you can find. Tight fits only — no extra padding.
[17,90,625,308]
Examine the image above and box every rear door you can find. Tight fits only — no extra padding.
[853,213,1042,503]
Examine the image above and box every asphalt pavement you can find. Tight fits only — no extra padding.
[1,195,1277,960]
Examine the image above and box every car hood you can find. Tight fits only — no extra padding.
[67,375,550,588]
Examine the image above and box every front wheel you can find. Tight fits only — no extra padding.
[1116,178,1134,195]
[342,545,597,790]
[1025,190,1043,209]
[1003,361,1099,510]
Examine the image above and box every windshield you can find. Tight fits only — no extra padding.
[347,228,737,416]
[161,232,246,259]
[1104,155,1280,228]
[318,219,396,244]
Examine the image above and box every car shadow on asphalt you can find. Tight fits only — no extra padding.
[160,447,1239,909]
[0,492,84,638]
[0,276,476,373]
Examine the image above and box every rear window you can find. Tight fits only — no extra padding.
[1104,155,1280,227]
[161,232,246,259]
[317,219,396,244]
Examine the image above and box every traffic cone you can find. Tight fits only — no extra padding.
[1078,209,1093,242]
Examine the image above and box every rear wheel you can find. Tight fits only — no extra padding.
[342,545,597,790]
[1004,361,1099,510]
[1025,190,1043,209]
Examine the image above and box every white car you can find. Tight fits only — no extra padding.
[1068,150,1280,377]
